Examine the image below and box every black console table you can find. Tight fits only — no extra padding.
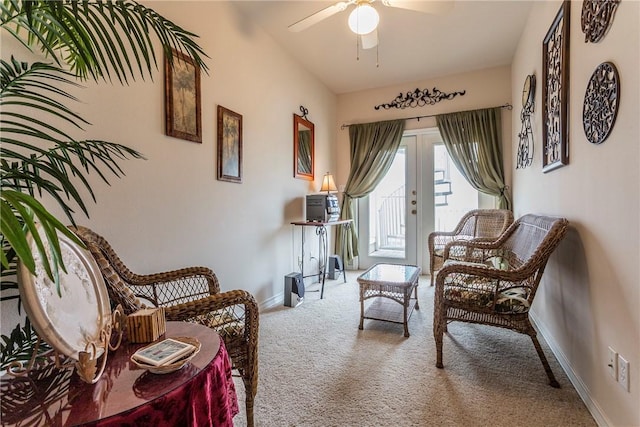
[291,219,352,298]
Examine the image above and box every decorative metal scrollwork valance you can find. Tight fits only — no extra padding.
[374,87,466,110]
[583,61,620,145]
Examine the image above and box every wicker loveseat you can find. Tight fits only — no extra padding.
[433,214,568,387]
[70,226,259,426]
[428,209,514,286]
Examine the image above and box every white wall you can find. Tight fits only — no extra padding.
[335,65,513,269]
[0,0,337,326]
[511,1,639,425]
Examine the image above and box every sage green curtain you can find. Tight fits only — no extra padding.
[336,119,406,263]
[436,108,512,209]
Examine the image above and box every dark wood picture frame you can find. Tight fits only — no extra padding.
[293,113,315,181]
[542,1,570,173]
[217,106,243,183]
[164,49,202,143]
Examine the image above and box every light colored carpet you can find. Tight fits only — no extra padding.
[232,272,595,426]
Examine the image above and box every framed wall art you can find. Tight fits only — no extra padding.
[542,0,570,173]
[164,48,202,143]
[581,0,621,43]
[217,106,243,183]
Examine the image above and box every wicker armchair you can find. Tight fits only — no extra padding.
[428,209,514,286]
[433,214,568,387]
[70,226,259,427]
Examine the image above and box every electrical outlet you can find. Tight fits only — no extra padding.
[618,355,630,392]
[608,347,618,380]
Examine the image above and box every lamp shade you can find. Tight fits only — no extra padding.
[348,3,379,35]
[320,172,338,193]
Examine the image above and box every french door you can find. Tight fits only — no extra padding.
[358,135,418,268]
[357,128,480,271]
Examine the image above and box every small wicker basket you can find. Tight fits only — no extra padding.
[131,336,201,374]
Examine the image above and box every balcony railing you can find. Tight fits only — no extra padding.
[377,185,405,250]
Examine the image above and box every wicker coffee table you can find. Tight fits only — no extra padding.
[357,263,421,337]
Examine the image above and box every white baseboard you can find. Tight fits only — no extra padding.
[260,292,282,311]
[530,311,612,427]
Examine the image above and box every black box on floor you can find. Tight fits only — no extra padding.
[327,255,344,280]
[284,272,304,307]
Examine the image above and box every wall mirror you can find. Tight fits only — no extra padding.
[293,112,314,180]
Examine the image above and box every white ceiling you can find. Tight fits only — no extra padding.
[232,1,533,94]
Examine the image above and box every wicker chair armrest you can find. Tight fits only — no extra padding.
[163,289,259,342]
[428,231,462,248]
[436,260,534,288]
[164,289,255,318]
[429,233,474,258]
[443,239,501,263]
[124,266,213,285]
[429,230,461,240]
[125,266,221,294]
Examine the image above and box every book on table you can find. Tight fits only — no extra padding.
[132,338,196,366]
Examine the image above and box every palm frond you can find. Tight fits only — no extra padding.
[0,242,19,301]
[1,57,88,133]
[0,58,144,288]
[1,58,145,224]
[0,318,53,370]
[0,0,207,368]
[1,0,209,83]
[0,190,86,283]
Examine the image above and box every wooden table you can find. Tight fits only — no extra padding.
[357,263,421,337]
[0,321,238,426]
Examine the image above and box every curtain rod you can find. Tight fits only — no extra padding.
[340,103,513,130]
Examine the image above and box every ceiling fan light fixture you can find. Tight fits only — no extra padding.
[348,3,379,35]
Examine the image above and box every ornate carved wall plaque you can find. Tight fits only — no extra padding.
[581,0,621,43]
[542,1,570,173]
[517,74,536,169]
[374,87,466,110]
[583,62,620,145]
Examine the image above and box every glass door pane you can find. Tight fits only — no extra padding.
[433,144,478,231]
[369,146,407,258]
[358,137,417,269]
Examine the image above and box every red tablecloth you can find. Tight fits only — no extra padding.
[88,341,238,427]
[1,322,238,427]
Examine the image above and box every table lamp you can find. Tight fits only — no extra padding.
[320,172,337,194]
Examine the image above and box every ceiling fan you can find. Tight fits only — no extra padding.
[288,1,453,49]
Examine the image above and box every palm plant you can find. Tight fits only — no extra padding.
[0,0,208,367]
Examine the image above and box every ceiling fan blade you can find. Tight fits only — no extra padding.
[360,30,378,49]
[288,1,352,32]
[381,0,454,15]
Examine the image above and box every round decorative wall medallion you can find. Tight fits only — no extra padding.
[583,62,620,145]
[581,0,621,43]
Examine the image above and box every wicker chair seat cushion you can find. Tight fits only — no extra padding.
[442,259,530,314]
[495,288,530,313]
[444,285,530,314]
